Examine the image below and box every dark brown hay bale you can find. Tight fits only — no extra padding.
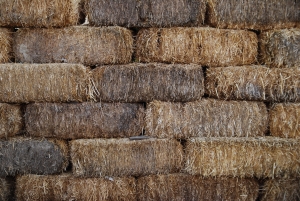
[14,26,133,65]
[71,138,183,177]
[0,28,12,63]
[92,63,204,102]
[16,174,136,201]
[0,138,68,177]
[136,27,257,67]
[0,104,22,139]
[0,178,10,201]
[206,65,300,102]
[260,29,300,68]
[207,0,300,30]
[0,63,88,103]
[185,137,300,178]
[146,99,268,139]
[86,0,206,27]
[25,102,145,139]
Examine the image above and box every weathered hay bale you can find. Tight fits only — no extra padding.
[16,174,136,201]
[0,138,68,177]
[71,138,183,177]
[260,29,300,68]
[14,26,133,65]
[206,65,300,102]
[185,137,300,178]
[0,104,22,139]
[0,63,88,103]
[0,28,12,63]
[0,178,10,201]
[207,0,300,30]
[136,27,257,67]
[25,102,144,139]
[146,99,268,139]
[92,63,204,102]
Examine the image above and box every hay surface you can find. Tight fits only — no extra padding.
[0,104,22,139]
[71,138,183,177]
[14,26,133,65]
[146,99,268,139]
[0,28,12,63]
[0,63,88,103]
[92,63,204,102]
[206,65,300,102]
[186,137,300,178]
[207,0,300,30]
[25,102,144,139]
[0,178,10,201]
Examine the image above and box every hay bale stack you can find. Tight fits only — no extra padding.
[136,27,257,67]
[146,99,268,139]
[0,63,88,103]
[25,103,144,139]
[92,63,204,102]
[0,178,10,201]
[0,28,12,63]
[0,104,22,139]
[0,138,68,177]
[260,29,300,68]
[206,65,300,102]
[207,0,300,30]
[185,137,300,178]
[14,26,133,65]
[16,174,136,201]
[71,138,183,177]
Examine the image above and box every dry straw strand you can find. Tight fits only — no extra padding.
[0,28,12,63]
[0,103,22,139]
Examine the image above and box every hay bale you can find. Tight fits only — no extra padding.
[16,174,136,201]
[185,137,300,178]
[0,138,68,177]
[92,63,204,102]
[0,28,12,63]
[0,63,88,103]
[71,138,183,177]
[260,29,300,68]
[206,65,300,102]
[0,178,11,201]
[207,0,300,30]
[146,99,268,139]
[0,104,22,139]
[136,27,257,67]
[25,102,144,139]
[14,26,133,65]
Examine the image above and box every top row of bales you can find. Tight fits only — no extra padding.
[0,0,299,30]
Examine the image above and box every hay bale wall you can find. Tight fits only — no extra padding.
[14,26,133,65]
[0,178,10,201]
[0,28,12,63]
[91,63,204,102]
[136,27,257,67]
[25,102,144,139]
[0,104,22,139]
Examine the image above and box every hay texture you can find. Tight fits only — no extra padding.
[146,99,268,139]
[136,27,257,67]
[206,65,300,102]
[260,29,300,68]
[86,0,206,27]
[25,102,144,139]
[14,26,133,65]
[92,63,204,102]
[0,28,12,63]
[0,178,10,201]
[0,138,68,177]
[185,137,300,178]
[207,0,300,30]
[0,63,88,103]
[16,174,136,201]
[71,138,183,177]
[0,104,22,139]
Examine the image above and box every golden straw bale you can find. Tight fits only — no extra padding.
[0,104,22,139]
[0,28,12,63]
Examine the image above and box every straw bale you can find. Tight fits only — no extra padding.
[146,99,268,139]
[260,29,300,68]
[16,174,136,201]
[71,138,183,177]
[0,178,10,201]
[0,28,12,63]
[207,0,300,30]
[0,63,88,103]
[0,104,22,139]
[25,102,144,139]
[185,137,300,178]
[206,65,300,102]
[14,26,133,65]
[92,63,204,102]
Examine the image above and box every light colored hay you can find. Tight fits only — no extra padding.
[71,138,183,177]
[14,26,133,65]
[0,178,10,201]
[146,99,268,139]
[136,27,257,67]
[25,102,144,139]
[206,65,300,102]
[0,28,12,63]
[91,63,204,102]
[0,104,22,139]
[185,137,300,178]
